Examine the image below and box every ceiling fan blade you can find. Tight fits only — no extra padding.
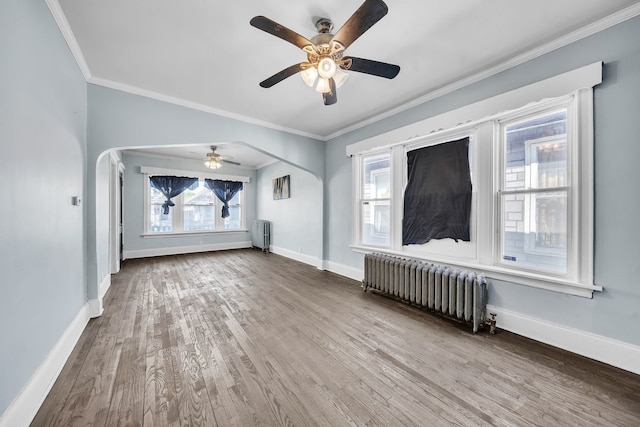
[331,0,388,50]
[222,159,241,166]
[250,16,315,52]
[323,78,337,105]
[342,56,400,79]
[259,63,308,88]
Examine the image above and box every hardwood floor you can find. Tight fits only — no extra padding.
[32,249,640,426]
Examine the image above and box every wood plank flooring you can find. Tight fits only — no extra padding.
[32,249,640,426]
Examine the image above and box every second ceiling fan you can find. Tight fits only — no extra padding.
[250,0,400,105]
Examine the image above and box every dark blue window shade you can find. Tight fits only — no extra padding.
[402,137,472,245]
[149,175,198,214]
[205,179,243,218]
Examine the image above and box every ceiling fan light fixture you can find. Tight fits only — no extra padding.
[333,67,349,88]
[204,157,222,169]
[300,66,318,87]
[317,57,337,79]
[315,78,332,93]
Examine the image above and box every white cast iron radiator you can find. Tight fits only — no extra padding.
[363,253,488,333]
[252,220,271,252]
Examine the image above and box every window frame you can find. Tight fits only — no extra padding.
[181,180,217,232]
[496,99,575,277]
[350,87,597,297]
[354,149,393,248]
[141,167,249,237]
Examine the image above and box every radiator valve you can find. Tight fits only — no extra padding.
[486,313,497,335]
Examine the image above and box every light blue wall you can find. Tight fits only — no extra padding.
[86,85,325,300]
[325,15,640,345]
[256,162,323,261]
[121,153,257,254]
[0,0,87,416]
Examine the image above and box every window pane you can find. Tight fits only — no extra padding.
[183,181,215,231]
[504,110,567,190]
[533,141,567,188]
[220,189,242,230]
[500,191,567,274]
[362,200,390,247]
[363,153,390,199]
[150,186,166,204]
[224,205,241,230]
[150,204,173,232]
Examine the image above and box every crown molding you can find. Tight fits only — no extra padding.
[45,0,92,80]
[324,2,640,141]
[88,76,326,142]
[47,1,640,142]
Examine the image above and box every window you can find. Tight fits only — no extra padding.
[150,184,174,232]
[145,176,245,234]
[499,109,569,274]
[350,83,596,296]
[359,153,391,247]
[183,180,216,231]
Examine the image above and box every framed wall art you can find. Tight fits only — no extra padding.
[273,175,290,200]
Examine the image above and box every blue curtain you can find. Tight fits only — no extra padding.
[150,175,198,214]
[205,179,243,218]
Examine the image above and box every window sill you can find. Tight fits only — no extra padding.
[350,245,602,298]
[142,229,248,238]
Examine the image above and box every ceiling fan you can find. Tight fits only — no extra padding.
[203,146,240,169]
[250,0,400,105]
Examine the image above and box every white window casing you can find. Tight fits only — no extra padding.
[348,62,602,298]
[141,166,249,237]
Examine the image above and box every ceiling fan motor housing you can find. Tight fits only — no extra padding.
[309,31,344,66]
[315,18,333,34]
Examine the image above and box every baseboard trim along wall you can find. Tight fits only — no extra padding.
[87,274,111,318]
[270,246,323,269]
[123,241,252,259]
[99,274,111,300]
[486,304,640,376]
[88,298,103,318]
[0,303,91,427]
[323,260,640,376]
[323,260,363,282]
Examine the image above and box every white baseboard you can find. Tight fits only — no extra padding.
[323,261,363,282]
[0,303,91,427]
[99,274,111,300]
[270,246,323,269]
[88,298,103,318]
[123,241,252,259]
[86,275,111,319]
[487,304,640,375]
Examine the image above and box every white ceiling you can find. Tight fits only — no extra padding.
[54,0,640,166]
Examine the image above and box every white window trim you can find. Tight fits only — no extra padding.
[141,166,249,236]
[346,62,602,156]
[496,96,575,277]
[354,149,393,249]
[348,62,602,298]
